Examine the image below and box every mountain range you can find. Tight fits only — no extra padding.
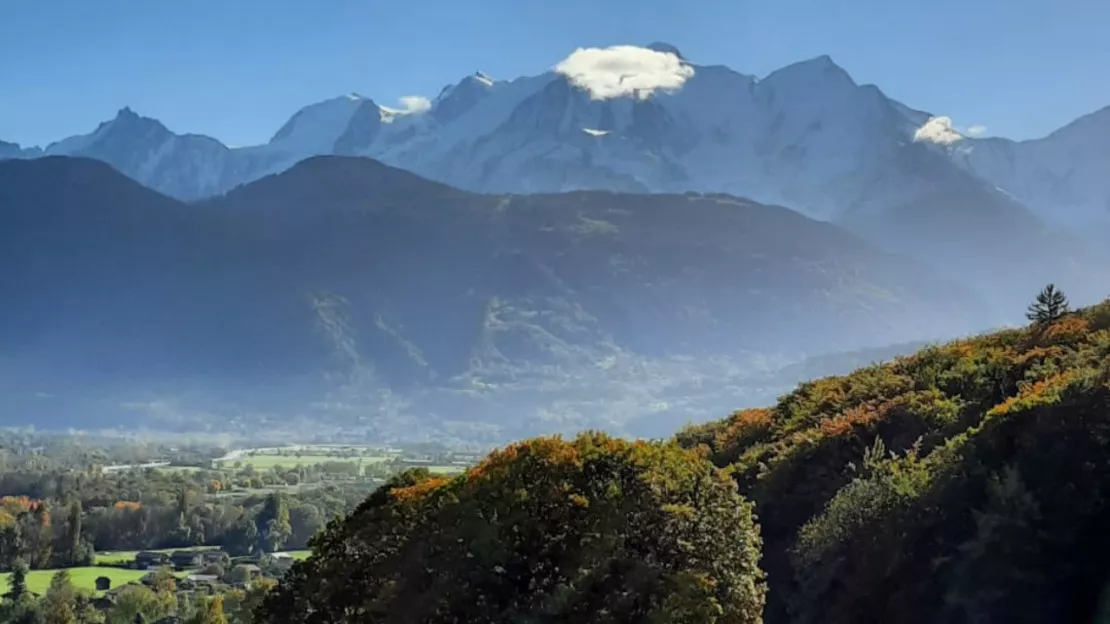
[3,44,1108,230]
[3,45,1107,306]
[2,44,1108,440]
[0,155,981,440]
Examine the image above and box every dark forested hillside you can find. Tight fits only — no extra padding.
[677,298,1110,623]
[0,156,983,439]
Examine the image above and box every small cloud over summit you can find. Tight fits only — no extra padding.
[398,95,432,114]
[966,124,987,137]
[913,116,964,145]
[554,45,695,100]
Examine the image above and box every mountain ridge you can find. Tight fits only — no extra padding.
[0,154,986,440]
[3,47,1105,229]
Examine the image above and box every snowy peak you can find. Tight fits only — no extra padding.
[432,72,496,124]
[953,103,1110,227]
[14,44,1110,231]
[269,95,374,154]
[44,107,176,156]
[760,55,856,93]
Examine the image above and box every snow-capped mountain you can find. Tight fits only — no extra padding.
[3,43,1107,230]
[41,107,286,200]
[951,105,1110,228]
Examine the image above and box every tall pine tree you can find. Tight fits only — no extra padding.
[1026,283,1069,324]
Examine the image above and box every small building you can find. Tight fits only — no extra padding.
[201,550,230,566]
[239,563,263,579]
[268,553,296,572]
[170,551,204,570]
[134,551,170,569]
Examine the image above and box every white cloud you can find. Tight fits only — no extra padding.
[966,124,987,137]
[554,45,695,100]
[581,128,611,137]
[913,116,964,145]
[398,95,431,114]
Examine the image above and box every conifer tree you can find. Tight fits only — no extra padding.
[1026,283,1069,324]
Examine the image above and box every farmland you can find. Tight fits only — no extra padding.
[0,566,184,596]
[214,445,395,472]
[211,445,470,476]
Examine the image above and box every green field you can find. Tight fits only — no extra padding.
[0,567,177,596]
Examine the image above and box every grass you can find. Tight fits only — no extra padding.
[0,567,186,596]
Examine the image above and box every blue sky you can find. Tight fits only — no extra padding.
[3,0,1108,147]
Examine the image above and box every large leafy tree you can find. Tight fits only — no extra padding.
[255,494,291,554]
[258,433,765,623]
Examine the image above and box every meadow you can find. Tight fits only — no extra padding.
[0,567,183,596]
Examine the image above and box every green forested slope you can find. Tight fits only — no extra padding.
[260,434,765,623]
[679,299,1110,623]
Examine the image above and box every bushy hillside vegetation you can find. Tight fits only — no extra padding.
[265,298,1110,622]
[259,434,765,623]
[679,297,1110,622]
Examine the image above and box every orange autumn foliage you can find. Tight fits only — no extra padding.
[113,500,142,511]
[819,402,887,437]
[390,477,449,503]
[1,496,43,512]
[715,408,773,452]
[466,435,584,485]
[1041,315,1089,343]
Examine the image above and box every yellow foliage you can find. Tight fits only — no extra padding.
[987,370,1081,418]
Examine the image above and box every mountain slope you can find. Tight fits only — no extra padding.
[0,156,984,439]
[953,105,1110,229]
[837,141,1108,315]
[16,47,1107,321]
[678,299,1110,623]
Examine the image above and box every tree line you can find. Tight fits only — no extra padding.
[0,460,371,572]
